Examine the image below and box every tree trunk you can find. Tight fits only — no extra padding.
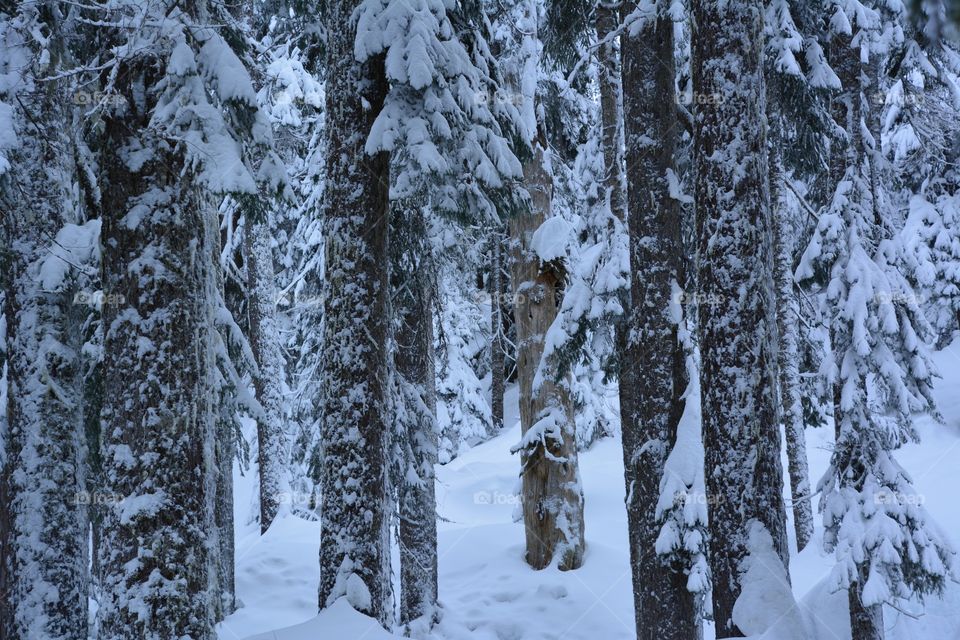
[769,148,814,553]
[317,0,392,623]
[97,84,218,640]
[211,213,236,621]
[0,26,89,638]
[393,205,440,626]
[245,219,287,534]
[595,0,625,222]
[620,11,698,640]
[510,136,585,571]
[490,228,506,433]
[691,1,791,635]
[213,400,237,619]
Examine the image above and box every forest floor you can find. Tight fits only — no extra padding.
[217,342,960,640]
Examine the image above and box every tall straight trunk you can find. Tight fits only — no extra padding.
[245,219,287,534]
[510,136,585,571]
[394,205,439,626]
[595,1,625,222]
[213,399,236,619]
[691,1,791,635]
[317,0,392,623]
[97,94,218,640]
[0,392,9,640]
[769,145,814,553]
[490,228,506,433]
[0,32,89,639]
[620,11,698,640]
[211,213,236,621]
[828,34,885,640]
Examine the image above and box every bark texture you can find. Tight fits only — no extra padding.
[770,148,814,553]
[393,205,440,626]
[0,16,89,638]
[246,219,287,534]
[620,11,698,640]
[510,137,585,572]
[317,0,393,623]
[96,55,219,640]
[490,228,506,434]
[691,1,791,635]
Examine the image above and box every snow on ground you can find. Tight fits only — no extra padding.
[219,344,960,640]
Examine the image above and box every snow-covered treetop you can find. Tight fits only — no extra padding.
[91,1,288,202]
[357,0,524,219]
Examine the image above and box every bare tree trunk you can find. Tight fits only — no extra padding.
[691,1,791,635]
[595,1,625,222]
[317,0,393,623]
[98,149,219,640]
[769,147,814,553]
[211,213,236,620]
[245,219,287,534]
[394,205,440,626]
[490,228,506,433]
[510,136,585,571]
[620,10,698,639]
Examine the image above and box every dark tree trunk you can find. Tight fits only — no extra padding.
[212,213,236,621]
[394,205,440,626]
[595,1,625,222]
[214,402,237,619]
[691,1,791,635]
[96,65,218,640]
[769,145,814,553]
[490,228,506,433]
[245,220,286,534]
[620,10,698,640]
[317,0,392,623]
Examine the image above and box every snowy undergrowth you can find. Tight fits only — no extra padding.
[218,346,960,640]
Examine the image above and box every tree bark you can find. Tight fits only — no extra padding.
[245,219,287,534]
[317,0,392,623]
[620,10,698,640]
[769,147,815,553]
[0,20,89,637]
[490,228,506,433]
[595,1,625,222]
[510,135,585,571]
[96,57,219,640]
[211,212,236,621]
[393,205,440,626]
[691,1,791,635]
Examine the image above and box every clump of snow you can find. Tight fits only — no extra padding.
[732,522,807,639]
[345,574,373,612]
[531,216,572,263]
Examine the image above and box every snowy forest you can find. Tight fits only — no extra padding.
[3,0,960,639]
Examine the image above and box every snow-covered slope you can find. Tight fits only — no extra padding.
[218,345,960,640]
